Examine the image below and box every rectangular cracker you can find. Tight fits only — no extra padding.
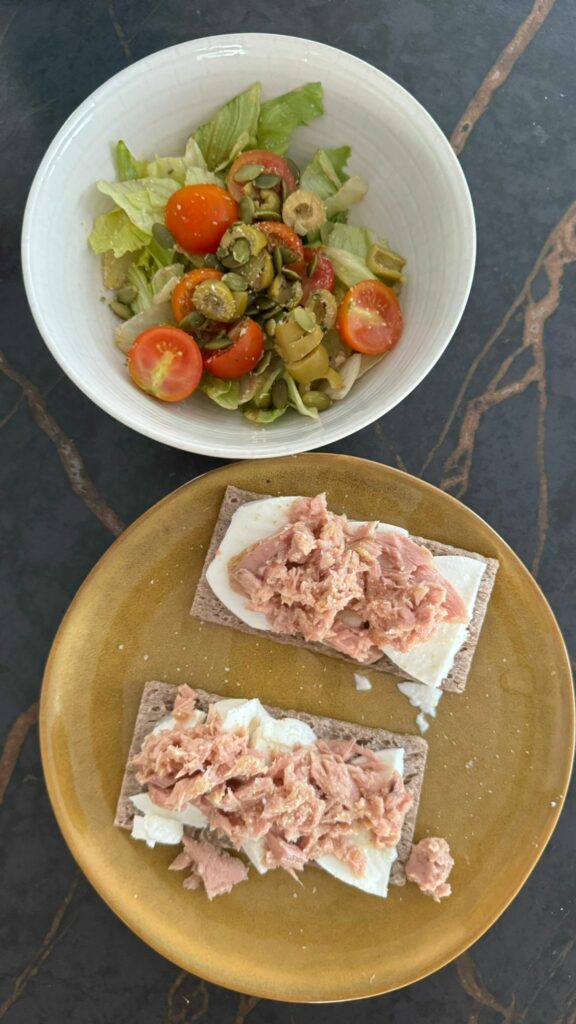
[115,681,428,886]
[191,486,499,693]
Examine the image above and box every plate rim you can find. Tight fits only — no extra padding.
[21,33,475,458]
[39,454,575,1001]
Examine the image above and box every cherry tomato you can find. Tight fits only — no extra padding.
[128,326,203,401]
[337,280,403,355]
[258,222,306,276]
[165,185,238,253]
[202,318,264,379]
[302,248,335,302]
[227,149,297,202]
[171,268,223,322]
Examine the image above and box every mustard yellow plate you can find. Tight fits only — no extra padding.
[40,455,574,1002]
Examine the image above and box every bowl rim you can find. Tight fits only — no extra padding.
[21,32,476,458]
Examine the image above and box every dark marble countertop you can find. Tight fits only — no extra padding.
[1,0,575,1020]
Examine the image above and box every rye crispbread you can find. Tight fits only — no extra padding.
[115,681,428,886]
[191,486,499,693]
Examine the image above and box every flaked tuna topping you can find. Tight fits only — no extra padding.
[169,836,248,899]
[406,836,454,901]
[133,688,413,889]
[228,494,469,663]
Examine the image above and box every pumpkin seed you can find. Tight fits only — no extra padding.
[232,238,251,265]
[179,311,206,332]
[271,377,288,409]
[115,285,138,304]
[273,246,283,274]
[238,196,255,224]
[280,246,299,265]
[220,254,241,269]
[234,163,265,183]
[302,390,332,411]
[109,300,132,320]
[264,319,277,338]
[248,296,277,313]
[152,222,176,249]
[203,253,220,269]
[308,254,318,278]
[283,268,300,282]
[255,172,281,189]
[203,335,234,351]
[281,179,290,202]
[221,272,248,292]
[261,304,282,321]
[286,157,301,183]
[187,252,206,269]
[253,392,272,409]
[293,306,316,333]
[254,350,273,374]
[253,210,282,222]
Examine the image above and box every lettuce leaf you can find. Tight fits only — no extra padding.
[257,82,323,155]
[284,372,319,420]
[127,264,153,313]
[301,146,351,199]
[321,221,376,257]
[325,175,368,218]
[96,177,180,233]
[115,140,147,180]
[89,209,150,257]
[151,264,184,304]
[323,246,376,288]
[146,139,222,185]
[193,83,261,170]
[244,405,287,424]
[201,375,242,410]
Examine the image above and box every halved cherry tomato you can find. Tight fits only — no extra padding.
[227,149,297,202]
[337,280,403,355]
[202,318,264,379]
[258,222,306,276]
[165,185,238,253]
[171,268,223,322]
[128,326,203,402]
[302,248,335,302]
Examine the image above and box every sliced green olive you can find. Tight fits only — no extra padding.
[239,250,275,291]
[233,291,249,317]
[192,280,237,321]
[305,289,338,330]
[282,190,327,235]
[256,188,281,213]
[366,244,407,285]
[238,196,255,224]
[286,343,330,384]
[268,274,303,308]
[275,315,323,363]
[302,390,332,411]
[217,224,267,264]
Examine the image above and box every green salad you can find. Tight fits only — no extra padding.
[89,82,406,422]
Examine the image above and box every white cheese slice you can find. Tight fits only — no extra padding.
[205,496,407,632]
[354,673,373,691]
[206,496,486,688]
[152,709,205,735]
[383,555,486,687]
[135,696,405,898]
[131,812,184,848]
[130,792,208,829]
[397,681,443,717]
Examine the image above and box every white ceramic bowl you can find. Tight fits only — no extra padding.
[22,34,475,459]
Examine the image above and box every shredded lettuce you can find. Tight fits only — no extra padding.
[321,222,376,256]
[257,83,323,155]
[114,302,174,354]
[96,178,180,233]
[194,83,261,170]
[201,375,242,410]
[89,209,150,257]
[152,264,184,304]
